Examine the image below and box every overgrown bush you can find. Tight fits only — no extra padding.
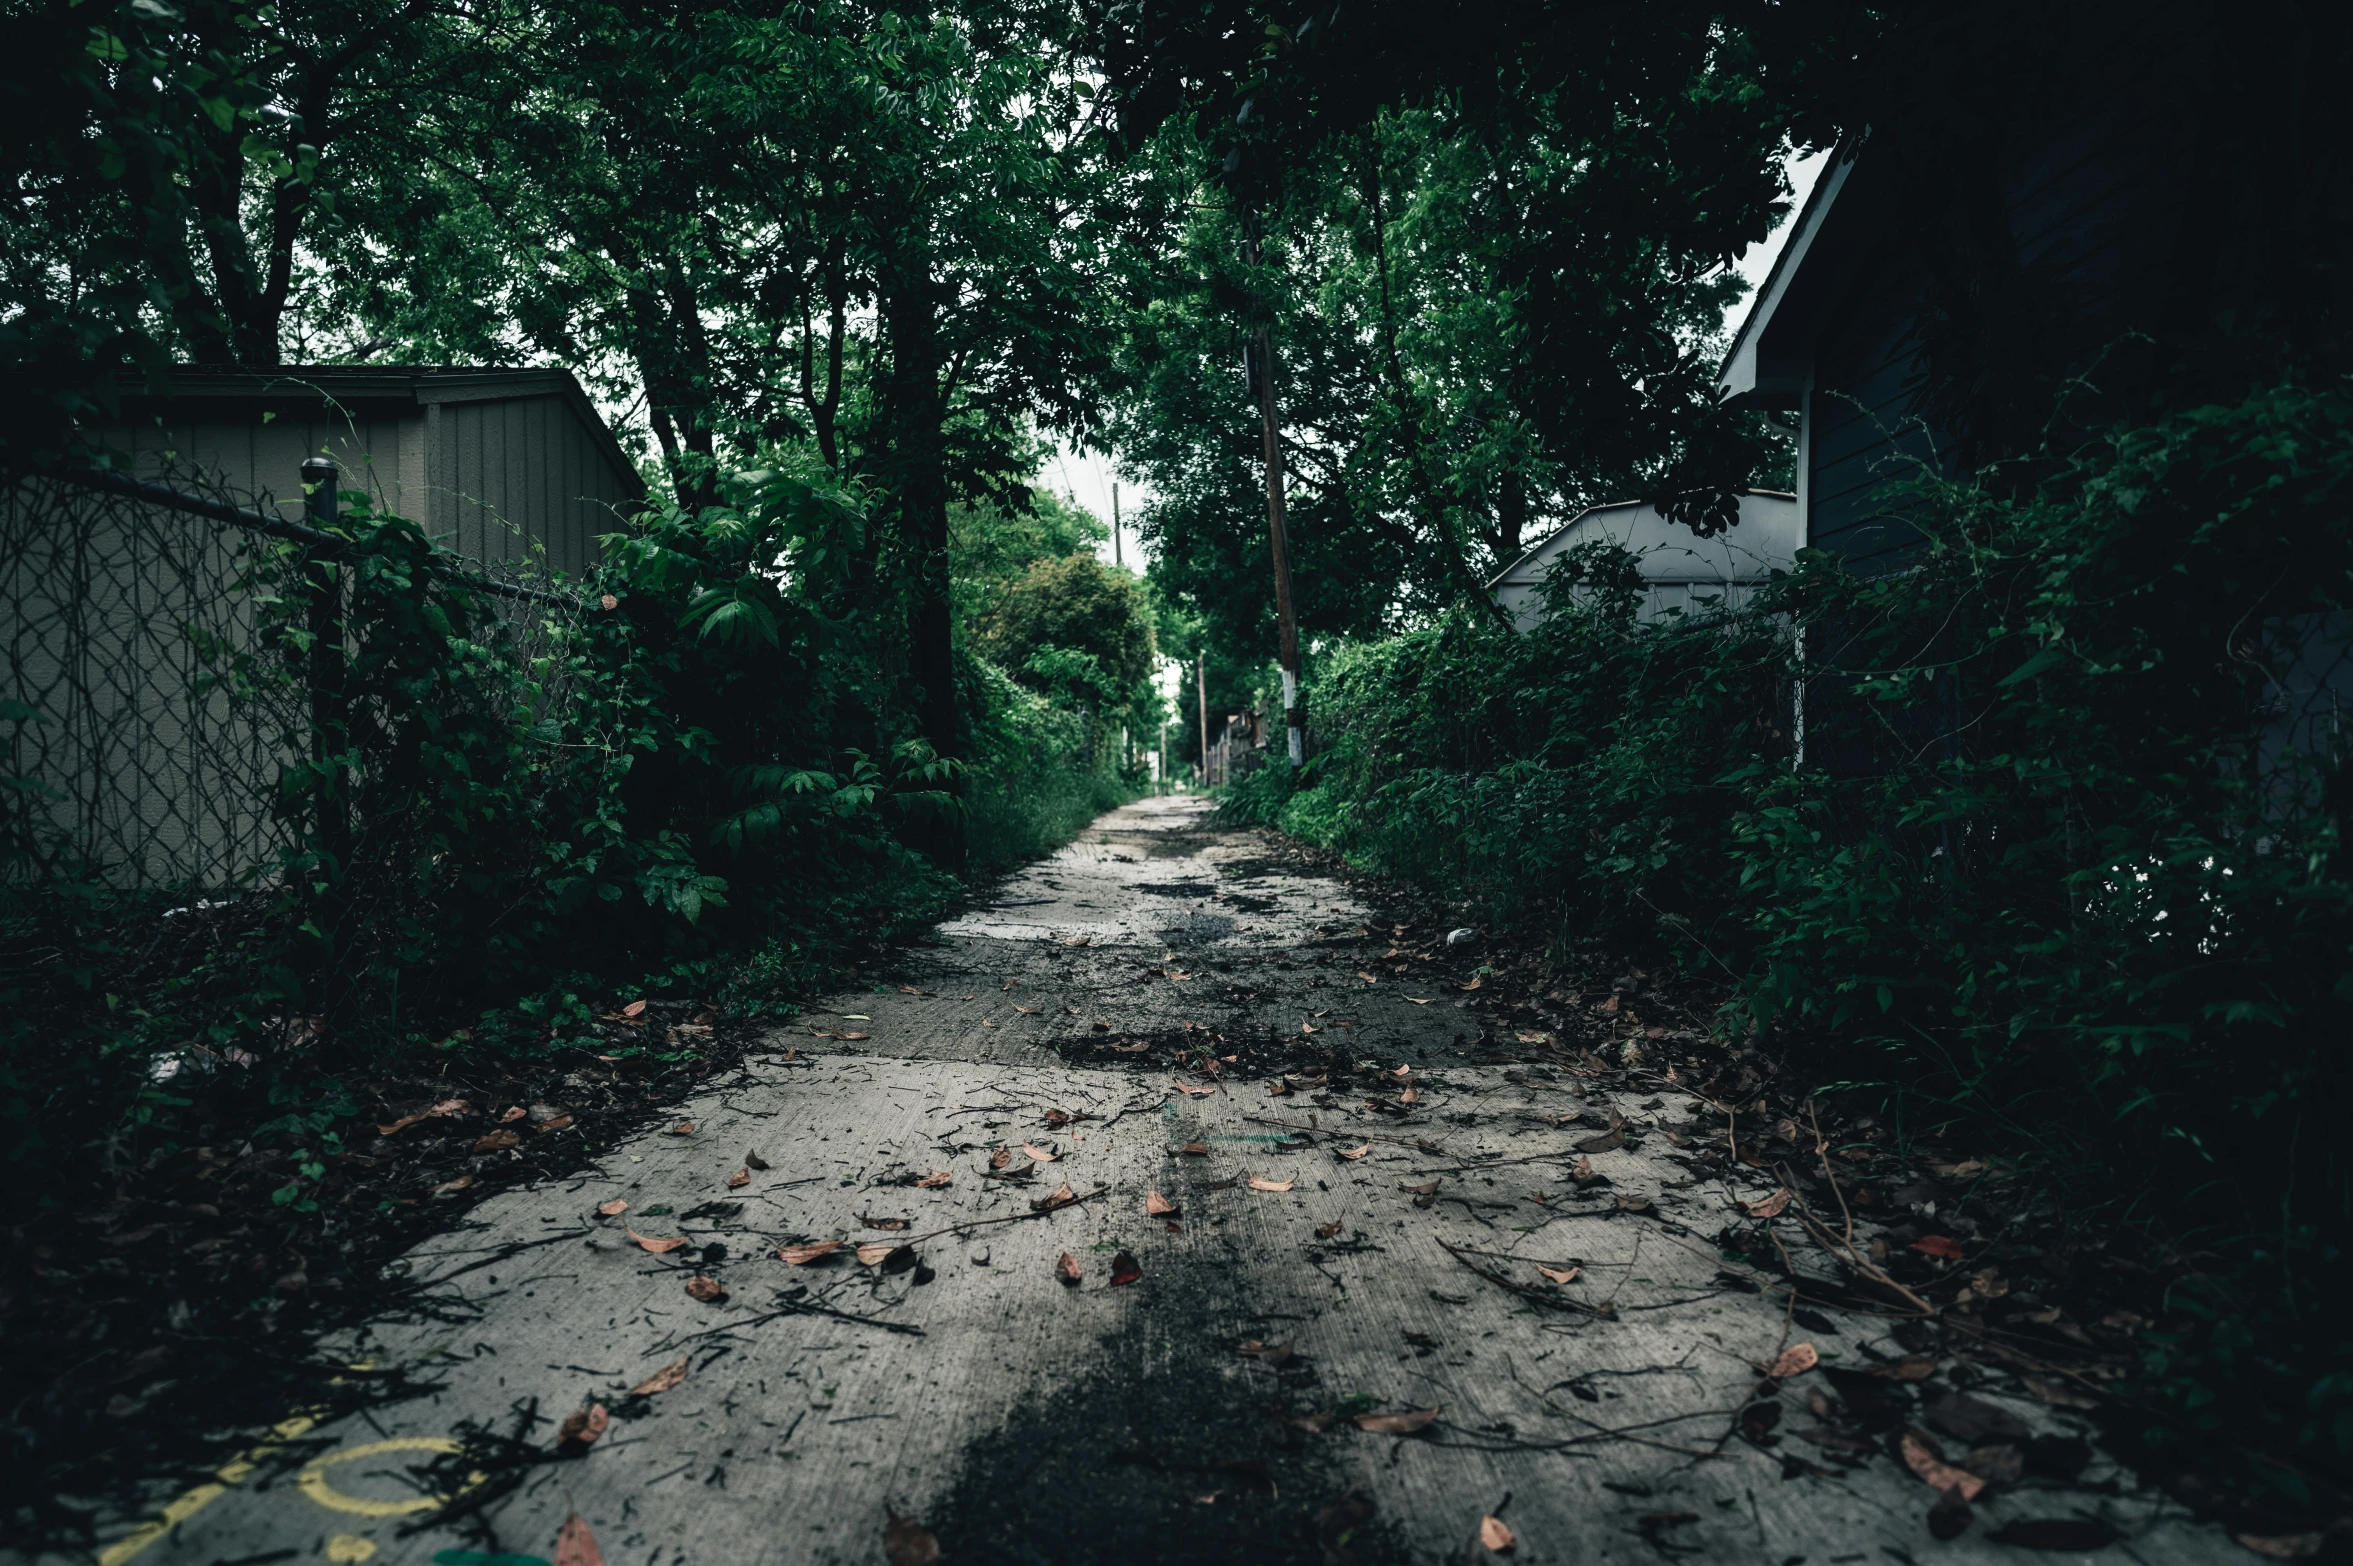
[0,460,1123,1198]
[1237,384,2353,1476]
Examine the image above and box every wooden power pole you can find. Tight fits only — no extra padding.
[1196,651,1209,787]
[1244,212,1304,768]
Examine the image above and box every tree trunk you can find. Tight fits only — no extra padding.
[883,256,964,865]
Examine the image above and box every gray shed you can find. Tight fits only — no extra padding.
[5,366,643,888]
[89,366,644,577]
[1486,492,1800,631]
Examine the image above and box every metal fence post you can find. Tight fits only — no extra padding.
[300,456,350,885]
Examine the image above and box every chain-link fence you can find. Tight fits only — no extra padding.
[1,459,581,892]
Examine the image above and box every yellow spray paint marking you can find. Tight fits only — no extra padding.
[326,1536,380,1561]
[296,1436,481,1517]
[95,1412,321,1566]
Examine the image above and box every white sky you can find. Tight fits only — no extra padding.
[1046,145,1828,578]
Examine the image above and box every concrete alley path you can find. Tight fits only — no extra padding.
[40,796,2227,1566]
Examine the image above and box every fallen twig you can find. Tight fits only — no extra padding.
[1438,1238,1615,1318]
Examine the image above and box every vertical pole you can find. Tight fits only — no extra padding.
[1196,651,1209,789]
[1244,211,1304,768]
[301,455,349,965]
[1112,481,1122,570]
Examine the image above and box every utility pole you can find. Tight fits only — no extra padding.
[1243,211,1304,768]
[1196,650,1209,789]
[1112,481,1121,570]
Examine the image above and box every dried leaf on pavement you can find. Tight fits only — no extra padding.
[1055,1252,1082,1285]
[1316,1220,1344,1239]
[1146,1190,1177,1216]
[1237,1338,1294,1366]
[1354,1407,1439,1435]
[1575,1126,1624,1154]
[1179,1141,1210,1156]
[595,1198,627,1216]
[883,1515,941,1566]
[429,1176,474,1197]
[684,1275,728,1303]
[1023,1143,1059,1163]
[621,1000,647,1017]
[916,1170,953,1188]
[1537,1264,1580,1285]
[1744,1188,1792,1218]
[472,1129,521,1153]
[726,1169,750,1189]
[1247,1175,1294,1192]
[1911,1234,1963,1259]
[1338,1144,1371,1160]
[777,1241,840,1265]
[1872,1355,1938,1381]
[857,1241,897,1266]
[2236,1533,2327,1560]
[1763,1342,1819,1379]
[627,1228,687,1254]
[1032,1183,1078,1212]
[745,1150,771,1170]
[1928,1484,1974,1540]
[1110,1250,1141,1286]
[990,1146,1014,1168]
[554,1511,605,1566]
[555,1403,609,1449]
[1900,1433,1987,1500]
[630,1357,688,1396]
[669,1122,695,1136]
[1479,1515,1516,1552]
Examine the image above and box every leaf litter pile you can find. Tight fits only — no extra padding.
[0,992,783,1552]
[1008,826,2353,1558]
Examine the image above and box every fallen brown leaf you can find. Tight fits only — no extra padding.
[1479,1514,1516,1552]
[627,1228,688,1254]
[669,1122,695,1136]
[1316,1220,1344,1239]
[863,1215,911,1230]
[501,1105,529,1123]
[684,1275,728,1303]
[555,1403,609,1449]
[1023,1143,1059,1163]
[1576,1126,1624,1154]
[1338,1144,1371,1160]
[621,999,647,1017]
[630,1357,688,1395]
[554,1511,605,1566]
[429,1176,474,1197]
[1398,1087,1420,1105]
[727,1169,750,1189]
[1237,1338,1294,1367]
[1873,1355,1939,1381]
[990,1146,1014,1169]
[1146,1191,1177,1216]
[472,1129,521,1153]
[595,1198,627,1216]
[1110,1250,1141,1286]
[2019,1373,2101,1409]
[883,1515,941,1566]
[1354,1407,1439,1435]
[1173,1082,1215,1097]
[1744,1188,1792,1219]
[917,1170,953,1188]
[2235,1533,2326,1560]
[1536,1264,1580,1285]
[1405,996,1433,1005]
[745,1150,770,1170]
[1032,1183,1079,1212]
[1247,1175,1295,1192]
[1179,1141,1210,1155]
[777,1241,840,1265]
[536,1114,575,1133]
[1055,1252,1082,1284]
[1900,1433,1987,1500]
[839,1032,871,1041]
[1283,1410,1332,1432]
[856,1241,897,1266]
[1013,1004,1042,1014]
[1763,1342,1819,1379]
